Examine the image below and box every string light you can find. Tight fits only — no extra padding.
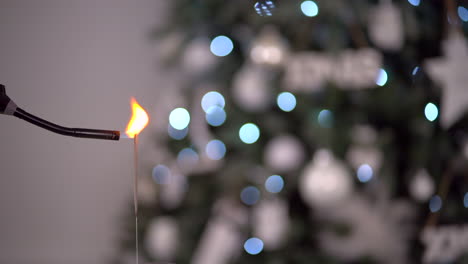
[241,186,261,205]
[318,109,333,128]
[169,108,190,130]
[277,92,297,112]
[210,36,234,57]
[429,195,442,213]
[375,68,388,86]
[244,237,264,255]
[357,164,373,183]
[301,1,319,17]
[464,192,468,208]
[239,123,260,144]
[407,0,420,7]
[205,140,226,160]
[265,175,284,193]
[424,103,438,122]
[205,106,226,126]
[201,91,225,113]
[412,66,419,75]
[254,1,275,16]
[168,124,188,140]
[152,165,171,184]
[458,6,468,22]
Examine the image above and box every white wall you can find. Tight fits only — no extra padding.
[0,1,166,263]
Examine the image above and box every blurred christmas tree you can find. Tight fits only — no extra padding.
[113,0,468,263]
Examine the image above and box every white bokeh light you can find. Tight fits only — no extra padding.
[375,68,388,86]
[239,123,260,144]
[205,106,226,126]
[201,91,225,113]
[265,175,284,193]
[205,139,226,160]
[424,103,438,122]
[244,237,264,255]
[301,1,319,17]
[357,164,373,183]
[277,92,297,112]
[210,35,234,57]
[169,108,191,130]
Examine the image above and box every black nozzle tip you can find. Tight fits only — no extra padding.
[0,84,17,115]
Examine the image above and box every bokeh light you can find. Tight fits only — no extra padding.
[412,66,419,75]
[169,108,190,130]
[239,123,260,144]
[205,106,226,126]
[244,237,264,255]
[177,148,199,168]
[408,0,420,7]
[168,124,188,140]
[201,91,225,113]
[301,1,319,17]
[429,195,442,213]
[458,6,468,22]
[375,68,388,86]
[241,186,261,205]
[210,35,234,57]
[265,175,284,193]
[254,1,275,16]
[464,192,468,208]
[205,139,226,160]
[424,103,438,122]
[277,92,297,112]
[357,164,373,183]
[152,165,171,184]
[318,109,333,128]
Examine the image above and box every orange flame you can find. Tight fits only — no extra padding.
[125,97,149,138]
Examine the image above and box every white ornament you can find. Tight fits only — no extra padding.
[318,194,414,264]
[409,169,435,202]
[253,198,289,250]
[299,149,353,208]
[368,1,404,51]
[145,216,178,261]
[346,145,383,171]
[250,26,288,66]
[232,64,272,112]
[191,199,247,264]
[182,38,217,75]
[284,48,382,91]
[421,225,468,263]
[160,167,188,209]
[424,31,468,128]
[264,135,305,172]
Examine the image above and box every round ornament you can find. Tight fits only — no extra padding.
[368,1,404,51]
[409,169,435,202]
[250,26,288,66]
[182,37,217,75]
[264,135,305,172]
[232,64,272,112]
[145,216,178,261]
[253,198,289,250]
[299,149,353,208]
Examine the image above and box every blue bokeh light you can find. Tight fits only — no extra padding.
[408,0,420,7]
[254,1,275,16]
[206,106,226,127]
[168,124,188,140]
[241,186,260,205]
[464,192,468,208]
[357,164,373,183]
[244,237,264,255]
[152,165,171,184]
[424,103,438,122]
[177,148,199,168]
[210,36,234,57]
[169,108,191,130]
[201,91,225,113]
[429,195,442,213]
[277,92,297,112]
[239,123,260,144]
[376,68,388,86]
[301,1,319,17]
[205,139,226,160]
[412,66,419,75]
[265,175,284,193]
[318,109,333,128]
[458,6,468,22]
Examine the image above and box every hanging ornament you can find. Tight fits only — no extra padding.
[409,169,435,202]
[160,166,188,209]
[368,0,404,51]
[299,149,353,208]
[182,37,217,76]
[424,31,468,128]
[250,26,288,66]
[232,63,272,112]
[264,135,305,172]
[253,198,289,250]
[318,193,415,264]
[254,0,276,16]
[191,199,247,264]
[346,125,383,171]
[421,224,468,263]
[145,216,179,261]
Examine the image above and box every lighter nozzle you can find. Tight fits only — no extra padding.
[0,84,17,115]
